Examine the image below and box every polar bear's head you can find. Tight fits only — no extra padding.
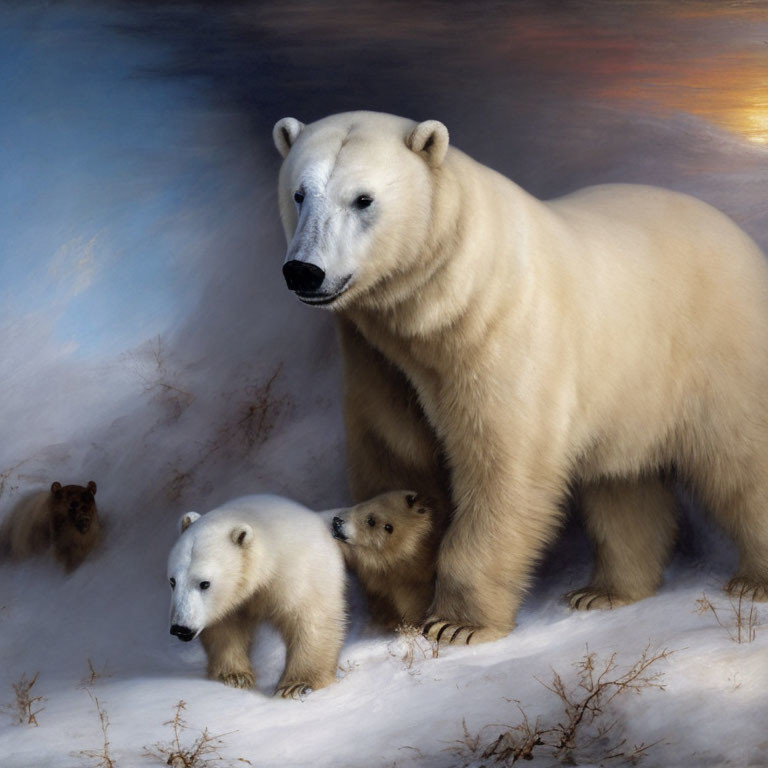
[331,490,434,569]
[273,111,449,311]
[166,510,262,642]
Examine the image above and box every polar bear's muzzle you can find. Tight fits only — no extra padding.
[282,260,352,306]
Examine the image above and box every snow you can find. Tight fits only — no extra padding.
[2,3,768,767]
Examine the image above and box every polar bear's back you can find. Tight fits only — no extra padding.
[206,494,343,600]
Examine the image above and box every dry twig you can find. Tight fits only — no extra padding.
[143,700,250,767]
[696,592,759,644]
[78,691,115,768]
[4,671,46,726]
[388,624,440,671]
[448,645,673,765]
[79,658,112,689]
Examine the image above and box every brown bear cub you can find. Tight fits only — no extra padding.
[331,491,441,629]
[0,481,100,571]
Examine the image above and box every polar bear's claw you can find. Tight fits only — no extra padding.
[423,618,503,645]
[725,576,768,602]
[566,588,635,610]
[275,682,312,699]
[219,670,255,689]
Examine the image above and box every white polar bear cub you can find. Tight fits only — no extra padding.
[167,495,346,699]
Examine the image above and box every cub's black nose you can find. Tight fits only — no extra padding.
[331,516,347,541]
[170,624,195,642]
[283,260,325,293]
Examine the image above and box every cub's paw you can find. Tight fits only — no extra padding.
[566,588,628,611]
[275,682,313,700]
[725,576,768,602]
[422,618,506,646]
[218,670,255,689]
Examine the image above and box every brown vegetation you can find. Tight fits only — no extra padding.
[164,365,286,502]
[696,591,759,644]
[4,671,46,726]
[143,700,251,767]
[449,645,673,765]
[78,692,115,768]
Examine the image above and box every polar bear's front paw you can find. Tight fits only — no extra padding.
[422,618,506,646]
[218,670,256,689]
[725,576,768,602]
[275,682,313,699]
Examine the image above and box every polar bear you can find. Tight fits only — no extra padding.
[273,110,768,646]
[0,481,100,571]
[331,490,440,628]
[167,495,346,698]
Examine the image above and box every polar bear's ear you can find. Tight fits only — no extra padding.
[231,524,254,548]
[407,120,449,168]
[273,117,305,158]
[51,482,62,496]
[179,512,201,533]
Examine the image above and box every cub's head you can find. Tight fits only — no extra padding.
[273,111,450,311]
[166,511,261,643]
[50,481,98,534]
[331,491,433,570]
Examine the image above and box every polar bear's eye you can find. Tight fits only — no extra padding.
[294,191,304,204]
[199,581,211,590]
[354,194,373,210]
[169,578,176,589]
[367,517,375,527]
[384,524,393,534]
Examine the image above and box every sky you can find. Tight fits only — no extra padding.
[1,2,768,765]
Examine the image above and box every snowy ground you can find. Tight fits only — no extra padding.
[2,3,768,767]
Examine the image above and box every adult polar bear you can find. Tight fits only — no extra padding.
[273,110,768,646]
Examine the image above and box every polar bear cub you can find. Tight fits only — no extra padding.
[167,495,346,699]
[331,491,441,629]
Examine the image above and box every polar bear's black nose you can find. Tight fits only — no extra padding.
[283,260,325,293]
[331,516,347,542]
[170,624,195,642]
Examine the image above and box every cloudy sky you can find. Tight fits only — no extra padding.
[2,5,768,765]
[0,0,766,500]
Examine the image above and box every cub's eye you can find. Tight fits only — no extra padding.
[354,194,373,210]
[199,581,211,590]
[367,517,375,527]
[294,190,304,204]
[384,524,393,534]
[169,578,176,589]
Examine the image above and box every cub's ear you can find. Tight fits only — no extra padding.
[273,117,305,158]
[179,512,201,533]
[406,120,449,167]
[231,524,254,548]
[51,482,62,496]
[87,481,97,496]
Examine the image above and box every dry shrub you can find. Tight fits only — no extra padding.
[143,700,251,767]
[164,364,286,502]
[79,658,112,689]
[696,592,759,644]
[4,671,46,726]
[388,625,439,671]
[78,691,115,768]
[449,645,673,766]
[128,336,194,423]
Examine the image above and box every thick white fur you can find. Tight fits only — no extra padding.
[274,110,768,646]
[167,495,346,697]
